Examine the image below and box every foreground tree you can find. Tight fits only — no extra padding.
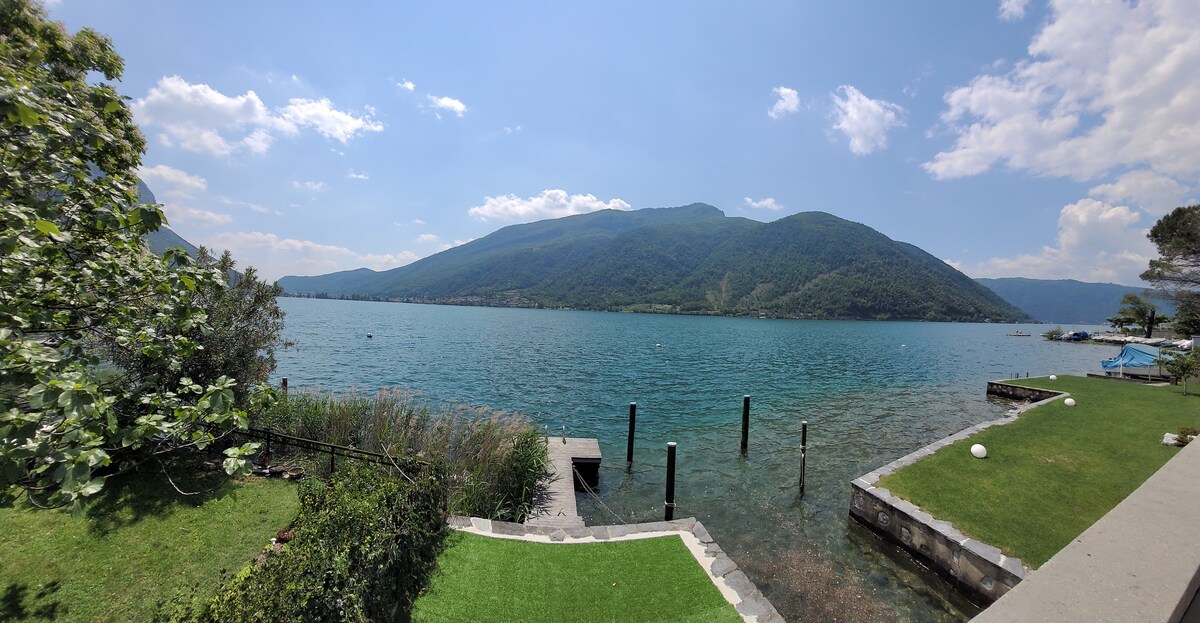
[0,0,257,509]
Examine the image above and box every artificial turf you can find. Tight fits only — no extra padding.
[0,461,298,622]
[410,532,743,623]
[878,375,1200,567]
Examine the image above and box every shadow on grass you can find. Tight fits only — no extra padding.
[2,580,66,621]
[85,455,235,537]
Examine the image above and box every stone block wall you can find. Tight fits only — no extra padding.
[848,385,1066,603]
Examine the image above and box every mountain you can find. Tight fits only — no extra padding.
[281,204,1028,322]
[974,278,1175,325]
[137,180,200,258]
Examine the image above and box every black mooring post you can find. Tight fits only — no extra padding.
[799,421,808,497]
[740,395,751,454]
[280,377,288,395]
[665,442,677,521]
[626,402,637,464]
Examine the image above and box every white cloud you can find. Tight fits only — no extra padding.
[830,85,905,155]
[139,164,207,194]
[201,231,419,281]
[427,95,467,117]
[416,233,439,243]
[469,189,632,222]
[292,180,326,192]
[768,86,800,119]
[504,125,523,134]
[950,197,1153,283]
[218,196,269,214]
[133,76,381,156]
[346,170,369,180]
[242,129,275,154]
[998,0,1031,21]
[398,80,415,91]
[412,219,426,225]
[162,202,233,226]
[743,197,784,211]
[924,0,1200,185]
[1088,170,1194,217]
[279,98,383,143]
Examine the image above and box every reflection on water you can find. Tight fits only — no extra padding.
[274,298,1115,622]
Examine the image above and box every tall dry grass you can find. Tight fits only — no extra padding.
[254,388,551,522]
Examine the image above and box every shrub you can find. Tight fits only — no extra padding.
[1178,426,1199,446]
[196,463,449,622]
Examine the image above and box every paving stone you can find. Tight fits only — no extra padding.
[669,517,697,530]
[757,608,785,623]
[606,524,636,538]
[735,593,770,618]
[470,517,492,532]
[692,523,713,543]
[1000,555,1028,578]
[447,516,471,528]
[964,539,1004,565]
[564,526,592,539]
[635,520,672,533]
[491,521,527,536]
[704,542,723,556]
[710,554,737,577]
[723,570,757,599]
[549,529,566,542]
[590,526,611,540]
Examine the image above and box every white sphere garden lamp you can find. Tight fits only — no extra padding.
[971,444,987,459]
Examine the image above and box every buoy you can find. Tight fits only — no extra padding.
[655,343,662,348]
[971,444,987,459]
[367,333,373,338]
[1064,398,1076,407]
[1049,374,1058,380]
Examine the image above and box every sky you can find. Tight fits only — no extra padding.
[46,0,1200,285]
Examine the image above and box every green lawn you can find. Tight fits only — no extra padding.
[0,460,299,622]
[410,532,742,623]
[879,375,1200,567]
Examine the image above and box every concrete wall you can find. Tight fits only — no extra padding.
[849,385,1066,603]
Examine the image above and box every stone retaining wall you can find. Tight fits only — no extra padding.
[984,381,1064,402]
[448,515,784,623]
[849,384,1066,603]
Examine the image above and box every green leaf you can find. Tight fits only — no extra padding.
[34,219,62,236]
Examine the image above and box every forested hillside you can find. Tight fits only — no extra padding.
[280,204,1029,322]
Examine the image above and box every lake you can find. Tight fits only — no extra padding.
[273,297,1115,622]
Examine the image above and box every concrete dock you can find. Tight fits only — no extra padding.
[524,437,601,529]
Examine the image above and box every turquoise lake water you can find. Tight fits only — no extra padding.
[273,297,1116,622]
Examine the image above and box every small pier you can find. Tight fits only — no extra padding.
[524,437,602,529]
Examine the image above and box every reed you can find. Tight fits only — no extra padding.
[254,388,551,522]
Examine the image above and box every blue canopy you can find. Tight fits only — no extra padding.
[1101,343,1164,370]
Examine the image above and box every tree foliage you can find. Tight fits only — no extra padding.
[1106,293,1167,337]
[0,0,257,509]
[1157,350,1200,394]
[1143,205,1200,336]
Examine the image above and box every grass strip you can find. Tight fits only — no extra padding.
[410,532,743,623]
[879,375,1200,567]
[0,461,298,623]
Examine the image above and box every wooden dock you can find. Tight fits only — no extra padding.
[524,437,602,529]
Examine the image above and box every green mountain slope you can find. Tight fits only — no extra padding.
[137,179,200,258]
[280,204,1029,322]
[974,278,1174,324]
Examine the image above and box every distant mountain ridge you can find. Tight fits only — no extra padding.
[280,204,1029,322]
[137,180,200,258]
[973,277,1175,325]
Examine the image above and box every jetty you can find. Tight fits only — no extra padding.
[524,437,602,529]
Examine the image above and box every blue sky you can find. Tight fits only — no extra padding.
[48,0,1200,284]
